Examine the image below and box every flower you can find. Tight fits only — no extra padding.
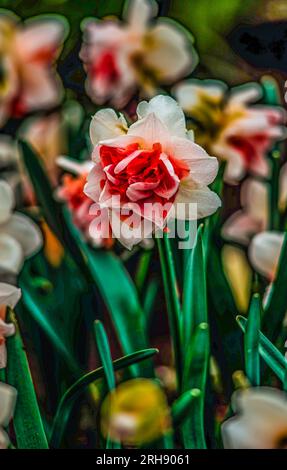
[0,11,68,125]
[223,163,287,244]
[0,381,17,449]
[101,378,171,445]
[84,95,221,249]
[174,80,285,183]
[222,387,287,448]
[80,0,196,108]
[249,231,284,280]
[0,180,42,274]
[57,157,113,248]
[0,283,21,369]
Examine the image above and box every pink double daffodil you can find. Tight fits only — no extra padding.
[84,95,221,249]
[0,11,68,125]
[80,0,197,108]
[174,80,285,183]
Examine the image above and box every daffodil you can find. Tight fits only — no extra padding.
[80,0,197,108]
[174,80,285,183]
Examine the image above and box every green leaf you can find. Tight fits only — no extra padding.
[19,283,81,377]
[94,320,115,391]
[237,316,287,382]
[181,323,209,449]
[245,294,261,386]
[171,388,201,427]
[49,348,158,448]
[263,233,287,342]
[182,225,206,346]
[6,310,48,449]
[156,234,182,387]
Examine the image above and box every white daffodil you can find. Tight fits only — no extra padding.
[0,282,21,368]
[0,180,42,274]
[249,231,284,280]
[0,381,17,449]
[222,387,287,449]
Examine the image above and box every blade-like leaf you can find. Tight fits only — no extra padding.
[171,388,201,427]
[237,316,287,382]
[181,323,209,449]
[49,348,158,448]
[94,320,115,391]
[6,310,48,449]
[245,294,261,385]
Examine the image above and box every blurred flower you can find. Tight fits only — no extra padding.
[223,164,287,244]
[0,11,68,125]
[0,381,17,449]
[19,113,64,188]
[0,180,42,274]
[222,245,252,312]
[249,231,283,280]
[80,0,196,108]
[174,80,285,183]
[222,387,287,448]
[57,157,113,248]
[0,283,21,369]
[101,378,171,445]
[85,95,220,249]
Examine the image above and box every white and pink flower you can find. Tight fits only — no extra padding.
[0,11,68,125]
[80,0,196,108]
[84,95,221,249]
[174,80,285,183]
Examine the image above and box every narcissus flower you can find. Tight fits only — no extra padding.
[80,0,196,108]
[222,387,287,448]
[0,283,21,368]
[0,381,17,448]
[57,157,113,248]
[101,378,171,445]
[0,11,68,125]
[174,80,285,183]
[223,164,287,244]
[249,231,284,280]
[84,95,221,249]
[0,180,42,274]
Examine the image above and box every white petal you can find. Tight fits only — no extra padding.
[57,156,93,175]
[174,182,221,220]
[89,109,128,146]
[125,0,155,32]
[20,65,63,111]
[229,82,262,105]
[0,428,9,449]
[170,136,219,185]
[4,213,42,258]
[222,211,262,245]
[84,163,106,203]
[0,382,17,426]
[0,180,14,225]
[145,20,196,83]
[0,283,21,309]
[249,231,284,279]
[174,79,226,112]
[136,95,187,138]
[241,178,268,223]
[128,112,169,145]
[0,233,23,274]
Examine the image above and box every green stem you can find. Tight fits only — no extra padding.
[156,233,182,389]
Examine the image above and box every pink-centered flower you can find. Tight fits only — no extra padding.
[80,0,196,108]
[174,80,285,183]
[0,12,68,125]
[84,95,221,249]
[57,157,114,248]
